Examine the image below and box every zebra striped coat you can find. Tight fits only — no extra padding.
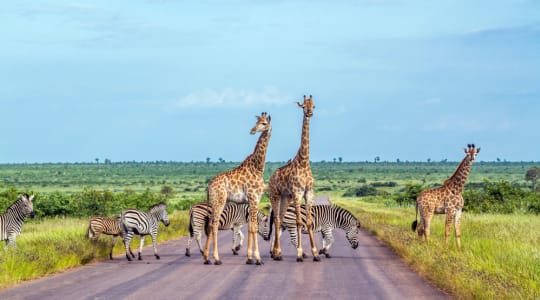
[121,202,170,261]
[268,204,360,258]
[87,216,134,259]
[0,194,35,247]
[185,202,269,257]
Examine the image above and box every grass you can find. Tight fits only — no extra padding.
[0,210,189,289]
[334,197,540,299]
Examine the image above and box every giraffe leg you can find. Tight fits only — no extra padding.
[211,205,225,265]
[423,211,434,243]
[294,200,304,262]
[305,190,320,262]
[454,208,463,249]
[246,204,260,265]
[445,208,455,246]
[203,228,212,264]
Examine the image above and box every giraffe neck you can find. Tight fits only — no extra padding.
[294,114,310,167]
[445,155,473,193]
[246,129,271,174]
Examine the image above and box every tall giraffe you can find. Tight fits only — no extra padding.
[268,95,320,262]
[203,112,271,265]
[412,144,480,248]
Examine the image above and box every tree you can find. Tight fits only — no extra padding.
[338,157,343,163]
[374,156,380,163]
[525,166,540,190]
[95,158,99,164]
[206,157,211,164]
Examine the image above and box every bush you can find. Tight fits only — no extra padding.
[464,180,540,214]
[343,185,378,197]
[393,182,424,206]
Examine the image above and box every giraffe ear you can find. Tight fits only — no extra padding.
[296,101,303,108]
[476,147,481,153]
[268,115,271,122]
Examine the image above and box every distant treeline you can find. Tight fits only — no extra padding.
[0,187,198,218]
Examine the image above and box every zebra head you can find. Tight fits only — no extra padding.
[19,194,35,219]
[150,202,170,227]
[346,221,360,249]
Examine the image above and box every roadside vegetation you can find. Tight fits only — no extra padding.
[1,161,539,297]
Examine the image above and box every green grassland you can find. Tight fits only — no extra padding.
[0,161,539,298]
[335,197,540,299]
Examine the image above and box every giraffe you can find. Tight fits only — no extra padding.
[268,95,320,262]
[203,112,271,265]
[412,144,480,248]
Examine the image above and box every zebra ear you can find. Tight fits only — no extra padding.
[29,195,35,202]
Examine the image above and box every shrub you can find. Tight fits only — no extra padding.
[343,185,378,197]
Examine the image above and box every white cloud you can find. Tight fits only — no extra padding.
[176,87,293,108]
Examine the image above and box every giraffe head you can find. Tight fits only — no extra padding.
[464,144,481,161]
[296,95,315,118]
[250,112,271,135]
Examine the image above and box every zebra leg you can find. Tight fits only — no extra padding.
[305,191,320,262]
[123,231,133,261]
[152,234,160,260]
[185,235,192,257]
[322,231,334,258]
[138,235,145,260]
[110,236,117,260]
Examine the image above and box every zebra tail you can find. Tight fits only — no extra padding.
[411,202,418,231]
[188,219,194,238]
[268,208,274,238]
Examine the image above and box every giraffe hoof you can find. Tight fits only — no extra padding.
[273,255,282,261]
[296,257,304,262]
[325,254,331,258]
[214,260,222,265]
[256,260,263,265]
[204,260,211,265]
[302,253,308,258]
[313,256,321,262]
[246,259,254,265]
[155,255,160,260]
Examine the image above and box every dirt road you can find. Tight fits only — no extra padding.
[0,228,449,299]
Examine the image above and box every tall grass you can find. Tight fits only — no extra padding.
[0,210,189,289]
[335,198,540,299]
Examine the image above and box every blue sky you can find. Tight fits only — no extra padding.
[1,0,539,163]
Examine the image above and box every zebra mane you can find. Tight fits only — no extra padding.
[6,194,30,212]
[149,202,167,212]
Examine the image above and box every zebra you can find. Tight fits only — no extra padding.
[267,204,360,258]
[87,216,135,260]
[185,202,270,257]
[0,194,35,247]
[120,202,170,261]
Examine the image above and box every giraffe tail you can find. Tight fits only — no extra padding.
[411,202,418,231]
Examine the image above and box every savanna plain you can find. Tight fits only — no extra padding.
[0,161,539,299]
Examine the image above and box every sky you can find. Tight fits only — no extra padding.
[1,0,539,163]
